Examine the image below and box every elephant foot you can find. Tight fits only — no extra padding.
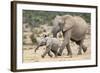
[57,53,62,56]
[48,54,53,57]
[55,55,58,58]
[55,53,58,57]
[49,55,53,57]
[77,52,82,55]
[67,53,72,58]
[67,53,72,56]
[48,52,53,57]
[41,55,45,58]
[83,47,87,53]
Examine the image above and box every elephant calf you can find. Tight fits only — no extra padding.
[35,35,61,58]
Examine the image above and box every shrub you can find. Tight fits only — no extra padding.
[30,33,37,44]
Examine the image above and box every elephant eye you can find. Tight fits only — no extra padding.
[59,23,63,26]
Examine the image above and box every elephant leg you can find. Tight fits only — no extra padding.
[55,50,58,57]
[82,44,87,53]
[58,31,71,56]
[76,39,87,55]
[51,49,58,57]
[48,51,53,57]
[41,46,51,58]
[58,42,66,56]
[76,40,83,55]
[34,45,40,52]
[66,43,72,57]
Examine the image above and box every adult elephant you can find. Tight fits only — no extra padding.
[52,15,88,57]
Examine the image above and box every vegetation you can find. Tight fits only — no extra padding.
[30,33,37,44]
[23,10,91,27]
[23,10,91,44]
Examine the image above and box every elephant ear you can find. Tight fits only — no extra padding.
[62,15,74,32]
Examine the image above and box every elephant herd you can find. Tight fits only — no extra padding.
[34,15,88,58]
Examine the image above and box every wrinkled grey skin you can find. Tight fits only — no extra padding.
[52,15,88,56]
[35,36,60,58]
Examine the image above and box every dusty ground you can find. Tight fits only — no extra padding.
[23,34,91,63]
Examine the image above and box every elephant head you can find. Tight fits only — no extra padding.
[34,35,48,52]
[52,15,74,37]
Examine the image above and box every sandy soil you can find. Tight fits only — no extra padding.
[23,34,91,63]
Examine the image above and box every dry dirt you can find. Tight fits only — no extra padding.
[23,34,91,63]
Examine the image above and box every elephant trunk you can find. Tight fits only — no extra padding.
[52,27,61,37]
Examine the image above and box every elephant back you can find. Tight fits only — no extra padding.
[71,16,88,41]
[73,16,88,31]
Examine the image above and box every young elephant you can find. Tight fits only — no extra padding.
[35,36,61,58]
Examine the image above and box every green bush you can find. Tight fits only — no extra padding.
[23,10,91,27]
[30,33,37,44]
